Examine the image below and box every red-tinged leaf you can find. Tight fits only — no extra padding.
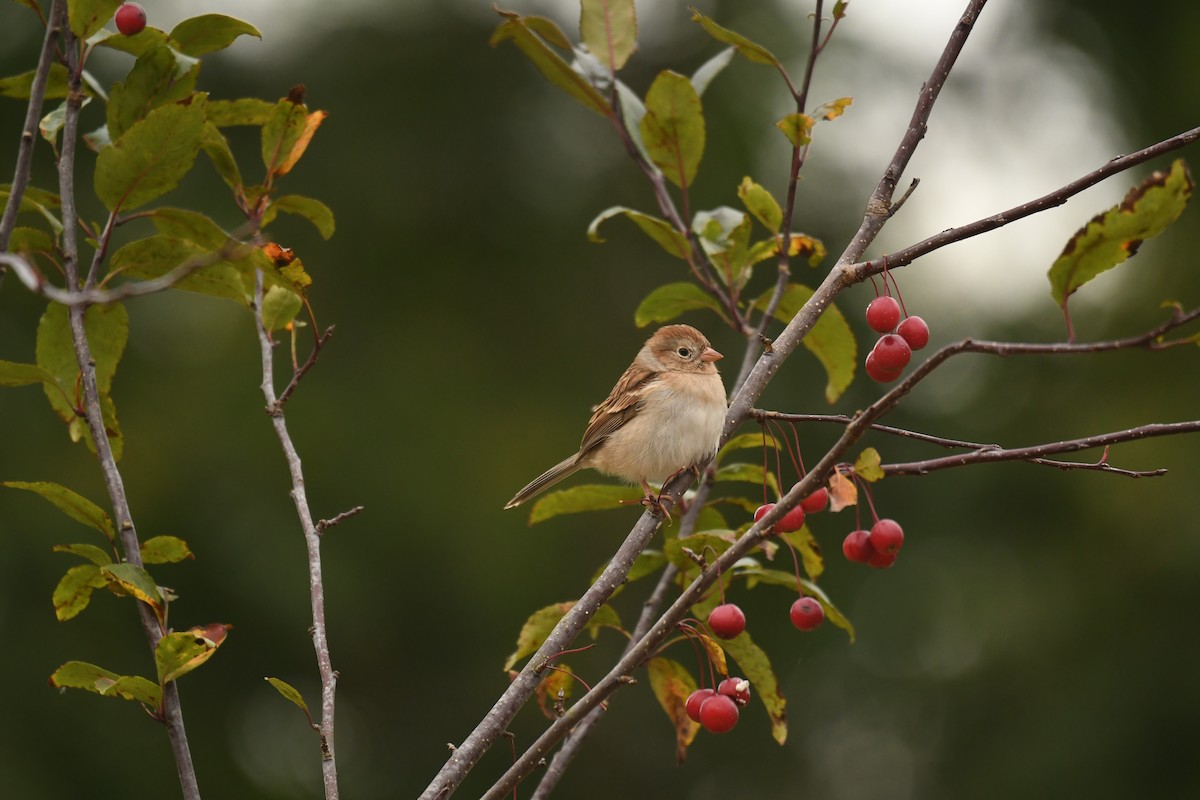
[640,70,704,189]
[646,657,701,763]
[776,112,813,147]
[490,10,611,117]
[634,282,729,328]
[854,447,884,482]
[690,9,782,68]
[587,206,690,259]
[52,564,108,621]
[156,625,231,684]
[580,0,637,72]
[49,661,161,708]
[275,110,327,177]
[140,535,193,564]
[536,664,576,720]
[714,630,787,744]
[527,484,645,525]
[827,470,857,512]
[2,481,115,541]
[1049,159,1194,326]
[755,283,856,403]
[738,176,782,233]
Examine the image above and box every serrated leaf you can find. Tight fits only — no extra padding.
[647,657,701,763]
[503,601,621,671]
[206,97,274,127]
[107,45,199,142]
[265,676,311,715]
[690,10,782,68]
[691,46,734,97]
[711,629,787,744]
[580,0,637,72]
[737,176,782,233]
[587,206,689,259]
[140,535,193,564]
[2,481,115,540]
[108,235,247,304]
[52,543,114,566]
[95,97,206,211]
[634,282,728,328]
[1049,160,1194,322]
[69,0,123,41]
[854,447,884,481]
[663,530,736,571]
[156,624,230,684]
[169,14,262,56]
[527,484,644,524]
[52,564,108,621]
[640,70,704,189]
[49,661,161,708]
[266,195,335,239]
[261,285,303,332]
[776,112,814,147]
[755,283,856,403]
[101,563,164,619]
[491,10,610,117]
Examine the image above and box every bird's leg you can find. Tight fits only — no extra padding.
[640,479,674,523]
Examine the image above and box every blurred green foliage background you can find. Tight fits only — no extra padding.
[1,1,1198,798]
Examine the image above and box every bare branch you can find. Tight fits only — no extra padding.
[316,505,364,534]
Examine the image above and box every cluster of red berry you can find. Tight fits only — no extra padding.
[864,295,929,383]
[684,676,751,734]
[842,517,905,568]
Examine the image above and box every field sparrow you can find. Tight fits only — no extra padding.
[505,324,728,509]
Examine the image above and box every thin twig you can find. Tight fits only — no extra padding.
[274,325,335,409]
[316,505,364,534]
[752,410,999,449]
[253,271,341,800]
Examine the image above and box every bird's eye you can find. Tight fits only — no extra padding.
[677,347,692,357]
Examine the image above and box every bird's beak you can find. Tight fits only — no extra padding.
[700,346,723,362]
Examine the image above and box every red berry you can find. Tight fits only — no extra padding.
[869,518,904,555]
[842,529,876,563]
[873,334,912,371]
[800,487,829,514]
[753,503,775,523]
[897,315,930,350]
[865,350,902,383]
[865,296,901,333]
[699,694,740,733]
[868,549,898,569]
[790,597,825,631]
[717,676,751,707]
[685,688,716,723]
[114,3,147,35]
[707,603,746,639]
[776,504,806,533]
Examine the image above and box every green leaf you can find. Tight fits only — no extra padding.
[199,122,242,188]
[101,563,164,617]
[690,9,782,69]
[640,70,704,189]
[51,543,114,566]
[491,10,611,117]
[266,195,335,239]
[41,98,91,147]
[260,97,307,176]
[714,462,779,495]
[1048,159,1194,317]
[261,285,303,332]
[663,530,736,571]
[646,657,701,762]
[776,113,814,147]
[108,235,247,304]
[169,14,262,56]
[140,535,193,564]
[527,484,644,524]
[0,359,59,388]
[0,63,72,100]
[156,625,229,684]
[737,176,782,233]
[691,47,734,97]
[49,661,162,708]
[755,283,856,403]
[717,430,781,463]
[150,207,228,248]
[580,0,637,72]
[92,25,171,58]
[634,282,728,328]
[265,676,311,716]
[711,629,787,744]
[854,447,884,482]
[692,206,751,285]
[781,527,823,581]
[69,0,123,41]
[503,601,622,671]
[587,206,689,259]
[1,482,115,540]
[0,183,61,210]
[106,45,199,142]
[95,97,206,211]
[206,97,275,127]
[52,564,109,621]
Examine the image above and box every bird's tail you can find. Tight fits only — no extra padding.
[504,454,581,509]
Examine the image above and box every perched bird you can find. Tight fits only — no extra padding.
[505,324,728,510]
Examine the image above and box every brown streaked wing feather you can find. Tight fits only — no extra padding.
[577,363,657,456]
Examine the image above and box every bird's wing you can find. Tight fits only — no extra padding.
[577,363,657,457]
